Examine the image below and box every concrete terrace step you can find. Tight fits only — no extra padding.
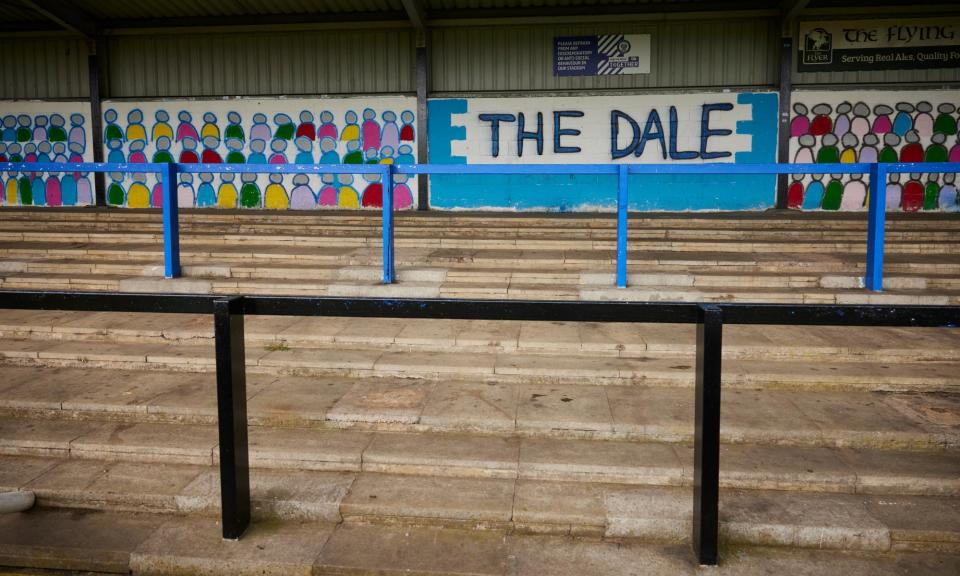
[2,310,958,364]
[3,272,959,303]
[0,452,958,553]
[7,256,960,291]
[2,336,959,393]
[3,228,958,254]
[0,419,958,504]
[4,222,959,243]
[1,367,956,449]
[0,509,956,576]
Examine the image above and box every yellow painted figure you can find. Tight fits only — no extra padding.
[152,122,173,142]
[338,186,359,208]
[218,180,238,209]
[126,181,151,208]
[264,174,288,209]
[5,178,17,205]
[126,123,147,142]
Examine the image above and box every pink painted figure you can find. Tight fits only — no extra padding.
[949,135,960,163]
[361,108,380,151]
[790,103,810,137]
[317,111,338,140]
[871,104,893,134]
[268,139,288,164]
[175,111,200,143]
[152,182,163,208]
[840,174,867,210]
[393,172,414,209]
[793,134,815,164]
[913,101,934,138]
[849,102,870,138]
[318,173,338,207]
[45,176,62,206]
[128,140,148,163]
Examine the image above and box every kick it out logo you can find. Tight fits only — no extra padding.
[803,27,833,65]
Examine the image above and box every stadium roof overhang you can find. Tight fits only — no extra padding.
[4,0,953,35]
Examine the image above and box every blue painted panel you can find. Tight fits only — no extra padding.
[426,92,783,211]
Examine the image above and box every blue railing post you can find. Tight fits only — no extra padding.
[382,164,395,284]
[616,164,629,288]
[161,162,181,279]
[865,162,886,291]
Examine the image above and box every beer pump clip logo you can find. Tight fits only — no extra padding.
[803,27,833,65]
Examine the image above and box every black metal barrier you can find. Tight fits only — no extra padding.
[1,291,958,564]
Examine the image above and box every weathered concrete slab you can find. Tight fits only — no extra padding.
[840,448,960,496]
[247,376,352,425]
[0,417,99,457]
[317,523,508,576]
[721,490,891,551]
[512,480,606,535]
[789,391,937,450]
[177,468,355,522]
[363,433,519,479]
[131,517,332,576]
[419,381,518,433]
[244,427,372,471]
[327,381,433,424]
[518,438,682,485]
[864,495,960,552]
[69,422,218,465]
[29,459,203,513]
[713,444,856,492]
[506,535,693,576]
[0,509,162,573]
[341,472,515,525]
[516,384,613,435]
[604,486,690,541]
[0,455,59,490]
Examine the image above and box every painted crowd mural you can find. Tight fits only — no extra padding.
[100,97,418,210]
[2,91,959,212]
[0,102,93,207]
[789,91,960,212]
[427,92,779,211]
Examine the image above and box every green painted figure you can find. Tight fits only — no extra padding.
[816,133,840,164]
[924,179,940,211]
[933,103,957,136]
[239,173,261,208]
[821,177,844,211]
[18,176,31,205]
[107,181,125,205]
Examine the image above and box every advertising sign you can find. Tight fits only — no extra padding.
[554,34,651,76]
[798,18,960,72]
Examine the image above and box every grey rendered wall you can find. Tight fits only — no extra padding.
[0,36,89,99]
[429,17,780,93]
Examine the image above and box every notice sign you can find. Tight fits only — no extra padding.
[798,18,960,72]
[554,34,651,76]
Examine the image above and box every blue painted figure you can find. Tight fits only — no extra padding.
[195,172,217,207]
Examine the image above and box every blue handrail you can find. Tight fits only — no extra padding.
[3,161,959,291]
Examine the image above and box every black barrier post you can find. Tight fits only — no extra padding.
[214,297,250,540]
[693,304,723,565]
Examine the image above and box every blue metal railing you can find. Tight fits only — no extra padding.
[2,161,959,291]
